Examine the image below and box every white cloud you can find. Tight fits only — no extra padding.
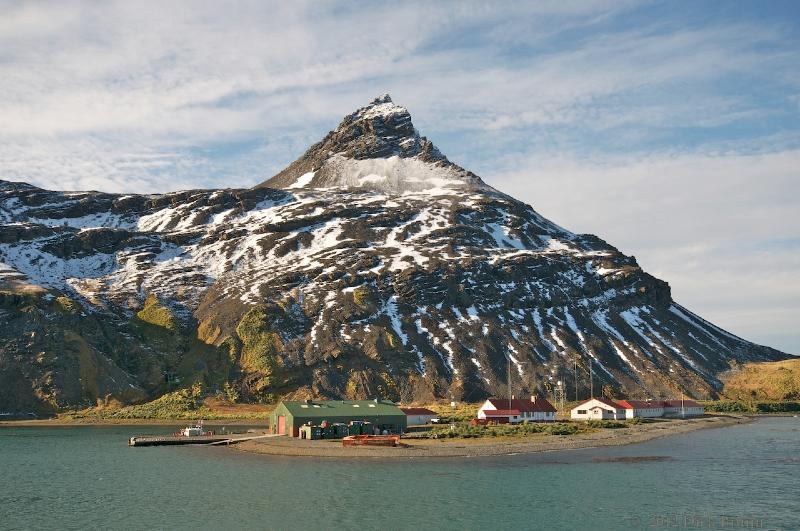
[3,1,787,141]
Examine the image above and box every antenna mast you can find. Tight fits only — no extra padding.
[555,379,565,413]
[507,352,512,411]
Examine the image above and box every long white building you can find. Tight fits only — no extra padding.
[616,400,665,419]
[571,398,704,420]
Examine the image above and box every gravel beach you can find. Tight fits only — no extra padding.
[232,415,749,459]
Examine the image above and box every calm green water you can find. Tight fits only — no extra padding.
[1,418,798,531]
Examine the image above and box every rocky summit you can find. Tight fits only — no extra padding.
[0,95,789,415]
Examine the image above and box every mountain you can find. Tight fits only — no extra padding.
[0,94,789,415]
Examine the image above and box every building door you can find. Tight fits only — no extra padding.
[278,415,286,435]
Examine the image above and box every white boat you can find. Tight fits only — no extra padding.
[175,420,212,437]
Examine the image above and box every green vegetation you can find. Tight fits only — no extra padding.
[352,285,372,307]
[416,419,632,439]
[384,331,396,348]
[701,400,800,414]
[706,360,800,413]
[223,381,239,403]
[136,294,179,331]
[721,359,800,401]
[235,305,284,401]
[62,384,271,420]
[55,296,79,314]
[104,384,207,419]
[425,403,483,423]
[585,419,628,429]
[376,371,399,400]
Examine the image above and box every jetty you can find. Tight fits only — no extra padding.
[128,434,276,447]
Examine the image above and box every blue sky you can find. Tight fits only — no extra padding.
[0,0,798,353]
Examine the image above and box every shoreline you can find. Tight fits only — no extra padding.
[230,415,750,459]
[0,415,755,458]
[0,418,268,427]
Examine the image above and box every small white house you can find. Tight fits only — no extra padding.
[663,399,704,417]
[400,407,439,425]
[616,400,665,419]
[570,398,626,420]
[477,396,557,423]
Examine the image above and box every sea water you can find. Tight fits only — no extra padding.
[0,417,798,530]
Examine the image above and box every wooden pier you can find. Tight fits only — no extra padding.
[128,434,276,447]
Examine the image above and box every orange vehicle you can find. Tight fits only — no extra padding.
[341,435,403,447]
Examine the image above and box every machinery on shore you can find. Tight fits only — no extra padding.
[341,435,403,447]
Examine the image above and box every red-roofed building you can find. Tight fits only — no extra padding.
[477,396,557,423]
[400,407,439,425]
[570,398,626,420]
[615,400,665,419]
[572,398,704,420]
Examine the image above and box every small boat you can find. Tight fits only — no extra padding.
[173,420,214,437]
[342,435,403,447]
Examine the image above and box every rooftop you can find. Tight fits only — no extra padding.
[486,397,557,413]
[400,407,438,416]
[279,399,405,418]
[616,400,664,410]
[572,397,625,411]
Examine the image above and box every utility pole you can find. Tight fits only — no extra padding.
[574,352,578,401]
[507,353,512,411]
[589,358,594,399]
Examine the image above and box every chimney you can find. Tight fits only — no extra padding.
[531,396,537,403]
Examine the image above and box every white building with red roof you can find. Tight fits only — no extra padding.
[571,398,704,420]
[570,398,627,420]
[615,400,665,419]
[477,396,557,423]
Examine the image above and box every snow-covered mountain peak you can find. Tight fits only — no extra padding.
[370,93,393,104]
[0,96,789,411]
[260,95,487,194]
[349,93,408,122]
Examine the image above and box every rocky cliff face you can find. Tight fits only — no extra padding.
[0,95,789,414]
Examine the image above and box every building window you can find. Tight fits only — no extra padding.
[577,410,587,414]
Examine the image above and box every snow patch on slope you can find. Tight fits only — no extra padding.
[288,171,316,189]
[324,155,468,194]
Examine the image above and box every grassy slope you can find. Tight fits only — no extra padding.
[61,388,272,421]
[58,356,800,422]
[721,358,800,401]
